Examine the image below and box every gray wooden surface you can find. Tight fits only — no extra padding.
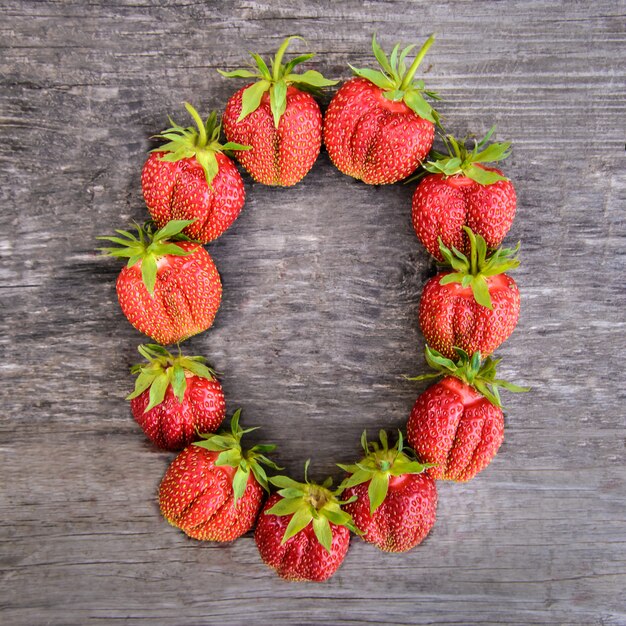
[1,1,625,624]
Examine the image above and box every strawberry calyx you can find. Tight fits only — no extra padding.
[126,343,217,412]
[423,126,511,185]
[151,103,250,185]
[350,33,440,123]
[408,345,530,408]
[338,430,432,515]
[193,409,281,504]
[438,226,520,309]
[265,459,359,553]
[98,220,197,295]
[218,36,337,128]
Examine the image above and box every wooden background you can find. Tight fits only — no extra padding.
[1,1,625,624]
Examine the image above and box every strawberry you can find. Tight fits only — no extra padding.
[219,36,337,186]
[142,104,249,243]
[412,128,517,260]
[159,410,280,541]
[407,346,529,481]
[323,34,438,185]
[419,227,521,359]
[126,344,225,450]
[254,461,358,582]
[98,220,222,345]
[339,431,437,553]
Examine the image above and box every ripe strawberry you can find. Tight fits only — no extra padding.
[126,344,225,450]
[339,431,437,553]
[142,104,249,243]
[419,227,521,359]
[412,128,517,260]
[323,34,438,185]
[407,346,529,481]
[219,36,337,186]
[159,410,280,541]
[99,220,222,345]
[255,461,358,582]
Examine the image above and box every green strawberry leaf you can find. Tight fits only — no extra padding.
[270,475,306,490]
[126,371,158,400]
[382,89,404,101]
[464,164,507,185]
[349,65,394,90]
[367,472,389,514]
[215,448,243,468]
[250,462,270,492]
[492,379,531,393]
[153,219,195,242]
[371,33,393,76]
[180,359,215,380]
[221,142,251,152]
[145,369,171,411]
[312,515,333,553]
[217,68,258,78]
[403,89,434,122]
[140,255,158,296]
[477,125,497,149]
[238,80,270,122]
[266,497,305,517]
[339,468,371,489]
[270,80,287,128]
[473,141,511,163]
[195,150,220,186]
[281,506,313,544]
[155,243,192,257]
[283,52,315,75]
[286,70,337,88]
[398,44,416,75]
[232,466,250,504]
[275,487,307,499]
[194,437,230,452]
[470,276,493,309]
[170,364,187,403]
[250,53,272,80]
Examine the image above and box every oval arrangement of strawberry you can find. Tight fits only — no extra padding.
[99,33,527,583]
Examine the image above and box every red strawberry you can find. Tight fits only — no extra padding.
[99,220,222,345]
[419,227,521,359]
[412,129,517,260]
[219,36,337,186]
[159,410,280,541]
[254,461,357,582]
[126,344,225,450]
[323,34,438,185]
[141,104,249,243]
[406,346,529,481]
[339,431,437,553]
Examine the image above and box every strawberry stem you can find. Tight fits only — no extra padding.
[399,33,435,90]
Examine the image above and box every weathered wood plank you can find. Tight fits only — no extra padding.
[1,1,625,624]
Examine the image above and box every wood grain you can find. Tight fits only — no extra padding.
[1,1,625,624]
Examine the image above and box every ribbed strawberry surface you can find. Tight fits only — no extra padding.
[407,377,505,481]
[130,375,226,450]
[159,446,264,541]
[116,242,222,345]
[222,85,322,186]
[141,151,245,243]
[255,494,351,582]
[323,78,434,185]
[343,473,437,552]
[412,168,517,260]
[419,271,520,359]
